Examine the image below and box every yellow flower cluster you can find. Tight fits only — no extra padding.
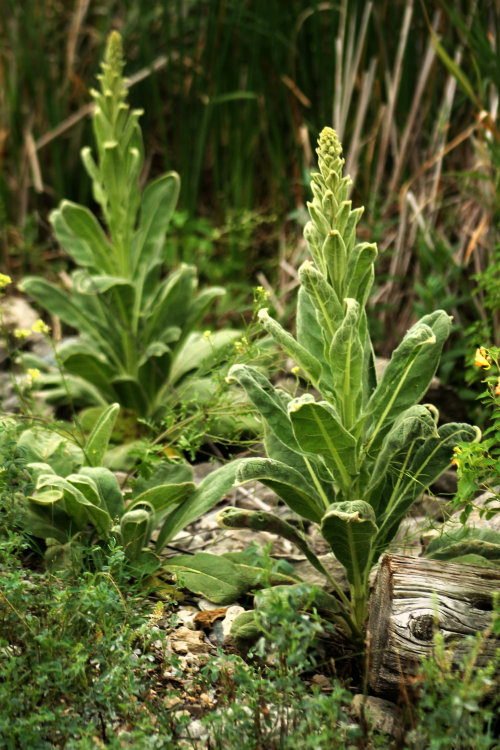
[13,318,51,341]
[0,273,12,289]
[474,346,491,369]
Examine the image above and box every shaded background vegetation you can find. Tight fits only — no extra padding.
[1,0,499,414]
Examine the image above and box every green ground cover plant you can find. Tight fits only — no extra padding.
[19,31,239,429]
[0,408,249,581]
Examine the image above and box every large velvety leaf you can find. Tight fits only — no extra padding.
[60,349,115,397]
[328,298,363,427]
[234,457,324,522]
[20,278,104,344]
[18,429,83,477]
[295,286,332,392]
[263,426,336,504]
[79,466,125,519]
[119,508,153,562]
[169,330,240,385]
[321,229,347,294]
[24,496,72,544]
[111,375,150,416]
[143,265,196,341]
[50,200,115,273]
[363,311,452,448]
[364,404,438,515]
[288,395,358,493]
[298,260,343,340]
[426,526,500,563]
[155,459,245,551]
[321,500,378,586]
[227,364,299,451]
[255,582,346,617]
[374,422,481,554]
[132,172,180,273]
[162,553,246,604]
[345,242,377,307]
[217,507,332,583]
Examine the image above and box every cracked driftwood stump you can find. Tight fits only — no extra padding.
[367,554,500,697]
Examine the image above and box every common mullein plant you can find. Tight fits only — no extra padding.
[210,128,480,643]
[20,32,238,423]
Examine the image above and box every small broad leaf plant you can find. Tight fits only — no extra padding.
[216,128,480,643]
[13,403,242,575]
[21,32,238,423]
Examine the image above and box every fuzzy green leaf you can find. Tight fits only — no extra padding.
[132,172,180,272]
[84,402,119,467]
[364,311,452,448]
[234,457,324,522]
[258,308,322,384]
[321,500,378,586]
[288,396,358,492]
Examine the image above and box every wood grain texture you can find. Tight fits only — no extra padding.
[367,554,500,696]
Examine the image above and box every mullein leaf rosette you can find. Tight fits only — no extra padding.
[212,127,480,640]
[19,31,237,426]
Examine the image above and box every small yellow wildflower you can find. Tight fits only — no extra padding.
[32,319,51,335]
[291,366,300,376]
[203,330,211,339]
[451,446,462,468]
[27,368,41,381]
[0,273,12,289]
[474,347,491,369]
[14,328,31,341]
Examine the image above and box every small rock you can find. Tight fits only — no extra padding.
[221,605,245,640]
[171,626,212,655]
[197,598,221,612]
[310,673,332,690]
[185,719,207,740]
[176,607,199,627]
[351,694,403,739]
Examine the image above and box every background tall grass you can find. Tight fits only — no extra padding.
[1,0,498,411]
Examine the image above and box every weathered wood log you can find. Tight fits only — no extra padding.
[367,554,500,697]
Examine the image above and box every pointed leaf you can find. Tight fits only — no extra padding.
[375,422,481,552]
[298,260,343,339]
[111,375,150,416]
[234,457,324,522]
[329,298,363,427]
[84,402,120,467]
[364,311,452,448]
[258,308,322,384]
[127,481,196,519]
[364,404,439,514]
[132,172,180,272]
[120,508,153,561]
[50,200,115,273]
[227,364,298,450]
[345,242,377,306]
[155,459,245,551]
[426,527,500,563]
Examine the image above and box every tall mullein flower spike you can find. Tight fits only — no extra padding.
[304,127,367,299]
[81,31,144,270]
